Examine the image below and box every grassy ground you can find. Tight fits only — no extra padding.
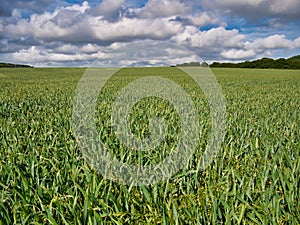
[0,67,299,224]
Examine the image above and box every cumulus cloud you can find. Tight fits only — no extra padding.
[221,34,300,60]
[269,0,300,14]
[170,12,218,27]
[0,36,40,53]
[173,26,245,49]
[294,37,300,47]
[245,35,295,50]
[139,0,189,18]
[91,18,182,42]
[3,2,183,44]
[0,1,300,65]
[0,0,53,17]
[203,0,300,22]
[92,40,200,67]
[91,0,124,19]
[221,49,256,59]
[10,45,108,66]
[9,41,200,67]
[187,13,218,27]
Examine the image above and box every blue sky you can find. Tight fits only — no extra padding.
[0,0,299,66]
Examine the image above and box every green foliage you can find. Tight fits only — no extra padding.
[0,62,33,68]
[0,67,299,224]
[210,55,300,69]
[176,62,201,67]
[175,62,209,67]
[288,55,300,61]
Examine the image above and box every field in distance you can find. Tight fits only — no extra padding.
[0,67,299,224]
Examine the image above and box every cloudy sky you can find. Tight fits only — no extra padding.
[0,0,299,66]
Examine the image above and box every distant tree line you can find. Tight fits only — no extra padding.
[175,62,209,67]
[210,55,300,69]
[0,62,33,68]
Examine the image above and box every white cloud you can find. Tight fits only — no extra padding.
[221,49,256,59]
[9,41,200,67]
[173,26,245,49]
[53,43,104,54]
[216,0,264,7]
[186,13,218,27]
[0,0,53,17]
[92,0,124,18]
[92,17,182,41]
[269,0,300,14]
[204,0,300,20]
[4,3,90,39]
[222,34,300,60]
[206,0,300,12]
[139,0,189,18]
[1,1,300,66]
[11,45,107,64]
[65,1,90,13]
[294,37,300,48]
[91,40,200,67]
[245,35,295,50]
[3,2,183,43]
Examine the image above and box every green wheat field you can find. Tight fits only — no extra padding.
[0,67,299,224]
